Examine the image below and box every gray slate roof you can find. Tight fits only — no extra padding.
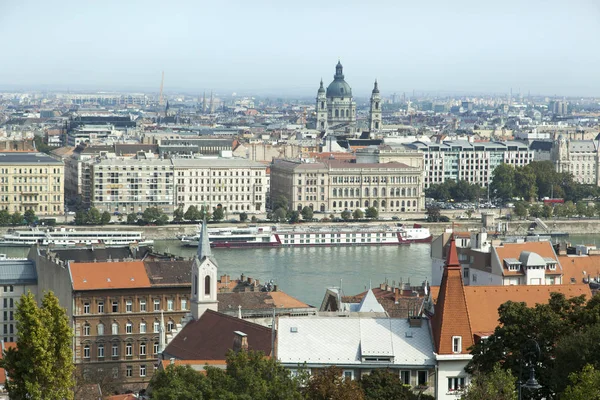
[0,260,37,284]
[0,152,62,165]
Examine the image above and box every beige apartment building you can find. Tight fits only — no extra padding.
[270,159,424,214]
[90,157,174,214]
[172,158,268,215]
[0,152,64,215]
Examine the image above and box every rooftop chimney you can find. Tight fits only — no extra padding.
[233,331,248,352]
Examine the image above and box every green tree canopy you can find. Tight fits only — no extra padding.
[490,164,515,202]
[360,369,416,400]
[184,206,202,222]
[126,212,138,225]
[2,291,74,400]
[86,207,101,225]
[561,364,600,400]
[426,206,441,222]
[353,209,364,220]
[304,366,364,400]
[212,207,224,221]
[301,206,314,221]
[461,364,517,400]
[173,207,184,223]
[272,195,289,212]
[341,210,352,221]
[239,212,248,222]
[23,209,37,225]
[288,210,300,223]
[143,207,169,225]
[11,212,23,226]
[100,211,111,225]
[365,207,378,219]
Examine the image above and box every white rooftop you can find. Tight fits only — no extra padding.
[277,317,435,367]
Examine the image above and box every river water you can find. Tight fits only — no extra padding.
[3,235,598,307]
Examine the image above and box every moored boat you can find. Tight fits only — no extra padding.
[0,227,153,248]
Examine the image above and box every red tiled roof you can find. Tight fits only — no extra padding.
[69,261,151,290]
[430,239,474,355]
[559,255,600,285]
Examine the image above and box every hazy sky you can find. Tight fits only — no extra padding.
[1,0,599,96]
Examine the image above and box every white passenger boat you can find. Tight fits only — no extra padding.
[0,227,153,248]
[179,224,432,248]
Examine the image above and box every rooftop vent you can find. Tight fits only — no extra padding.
[405,331,413,338]
[290,327,298,333]
[107,278,111,282]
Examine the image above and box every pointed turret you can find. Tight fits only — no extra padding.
[430,238,473,355]
[197,217,213,261]
[318,79,325,93]
[372,79,380,94]
[159,309,166,352]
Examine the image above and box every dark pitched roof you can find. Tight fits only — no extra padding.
[143,260,192,286]
[41,246,152,262]
[529,140,553,151]
[164,310,273,360]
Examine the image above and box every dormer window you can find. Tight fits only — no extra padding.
[452,336,462,353]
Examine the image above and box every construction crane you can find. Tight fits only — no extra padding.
[159,71,165,106]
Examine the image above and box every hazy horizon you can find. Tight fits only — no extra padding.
[1,0,598,97]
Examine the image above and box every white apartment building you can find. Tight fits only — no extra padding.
[172,158,268,214]
[405,140,533,188]
[552,136,600,185]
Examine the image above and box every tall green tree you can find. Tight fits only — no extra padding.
[360,369,416,400]
[173,207,184,223]
[184,206,201,222]
[426,206,441,222]
[126,212,138,225]
[365,207,379,219]
[11,212,23,226]
[100,211,111,225]
[561,364,600,400]
[2,291,74,400]
[301,206,314,221]
[74,210,86,225]
[272,195,289,212]
[150,364,207,400]
[143,207,169,225]
[239,212,248,222]
[341,210,352,221]
[515,166,537,201]
[353,209,364,220]
[0,209,10,226]
[288,210,300,223]
[23,209,37,225]
[212,207,224,221]
[304,366,364,400]
[490,164,515,202]
[461,364,517,400]
[86,207,101,225]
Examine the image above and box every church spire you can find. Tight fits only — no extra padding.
[372,79,380,94]
[197,217,212,260]
[334,60,344,80]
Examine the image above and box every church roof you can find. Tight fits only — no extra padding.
[196,218,217,267]
[356,289,386,313]
[326,61,353,98]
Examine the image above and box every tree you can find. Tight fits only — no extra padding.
[126,212,138,225]
[365,207,378,219]
[100,211,111,225]
[288,210,300,224]
[301,206,314,221]
[24,209,37,225]
[461,364,517,400]
[86,207,101,225]
[353,209,364,220]
[2,291,74,400]
[576,202,588,218]
[239,212,248,222]
[0,209,10,226]
[272,208,287,222]
[150,364,207,400]
[272,195,289,212]
[184,206,201,222]
[564,201,577,218]
[561,364,600,400]
[513,202,528,219]
[212,207,224,221]
[426,206,441,222]
[490,164,515,202]
[341,210,352,221]
[143,207,169,225]
[11,212,23,226]
[541,203,553,219]
[74,210,86,225]
[514,166,537,202]
[360,369,416,400]
[304,366,364,400]
[173,207,184,223]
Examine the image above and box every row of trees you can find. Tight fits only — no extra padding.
[125,207,170,225]
[0,209,37,226]
[74,207,112,225]
[270,196,380,223]
[512,200,600,219]
[173,205,225,223]
[425,180,483,202]
[467,292,600,399]
[150,350,434,400]
[490,161,599,203]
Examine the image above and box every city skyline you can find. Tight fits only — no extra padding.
[1,0,598,96]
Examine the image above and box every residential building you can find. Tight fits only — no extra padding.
[552,136,600,185]
[90,157,174,214]
[0,152,64,215]
[276,315,435,395]
[0,257,37,343]
[431,230,563,286]
[67,125,119,146]
[405,140,533,188]
[428,238,592,400]
[270,158,424,213]
[157,137,232,157]
[172,157,268,214]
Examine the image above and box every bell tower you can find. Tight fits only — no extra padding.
[191,218,218,320]
[316,79,328,132]
[369,80,382,132]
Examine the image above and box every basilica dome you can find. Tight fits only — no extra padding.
[326,61,353,98]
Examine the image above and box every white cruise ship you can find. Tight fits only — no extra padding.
[0,227,153,248]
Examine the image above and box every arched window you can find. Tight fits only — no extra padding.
[381,188,386,197]
[374,200,378,208]
[365,200,369,207]
[375,102,379,109]
[321,101,324,109]
[413,188,417,196]
[83,345,90,359]
[346,109,349,117]
[320,204,325,212]
[402,201,405,207]
[401,188,406,196]
[111,323,119,335]
[396,188,400,196]
[350,201,354,208]
[413,200,417,207]
[396,201,400,207]
[365,188,369,197]
[373,188,378,197]
[97,323,104,336]
[204,275,211,296]
[83,323,90,336]
[193,274,198,296]
[344,188,349,197]
[333,188,337,197]
[333,201,337,208]
[344,201,348,208]
[382,200,386,207]
[335,109,339,117]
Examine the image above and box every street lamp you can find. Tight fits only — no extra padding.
[518,338,542,400]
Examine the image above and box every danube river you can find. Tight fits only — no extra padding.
[3,234,598,307]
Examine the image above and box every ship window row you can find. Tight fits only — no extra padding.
[283,233,391,239]
[283,238,386,244]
